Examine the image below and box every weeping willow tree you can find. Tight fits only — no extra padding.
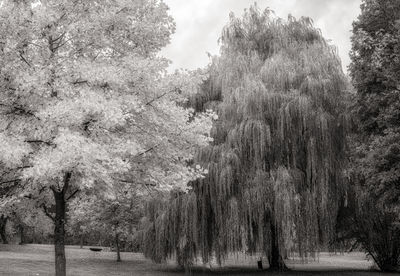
[140,5,349,270]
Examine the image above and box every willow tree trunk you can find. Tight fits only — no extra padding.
[80,234,84,249]
[115,233,121,262]
[176,246,184,268]
[0,215,8,244]
[268,221,287,271]
[53,190,66,276]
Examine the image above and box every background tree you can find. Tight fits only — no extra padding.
[0,1,213,275]
[0,189,11,244]
[5,198,46,245]
[349,0,400,207]
[342,0,400,272]
[141,5,349,271]
[0,167,25,244]
[68,182,146,262]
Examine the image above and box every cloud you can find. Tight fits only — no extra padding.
[162,0,361,73]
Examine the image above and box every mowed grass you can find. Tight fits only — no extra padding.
[0,244,397,276]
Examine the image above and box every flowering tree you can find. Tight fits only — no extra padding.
[0,1,213,275]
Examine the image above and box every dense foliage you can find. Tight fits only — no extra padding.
[350,0,400,205]
[343,0,400,271]
[1,0,399,273]
[0,1,213,275]
[140,5,349,270]
[68,181,146,261]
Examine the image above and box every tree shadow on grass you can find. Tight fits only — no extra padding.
[157,266,395,276]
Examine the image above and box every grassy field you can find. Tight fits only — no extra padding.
[0,244,397,276]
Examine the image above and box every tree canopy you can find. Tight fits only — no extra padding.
[342,0,400,271]
[349,0,400,206]
[141,5,349,270]
[0,1,213,275]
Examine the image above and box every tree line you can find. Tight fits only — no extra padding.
[0,0,399,275]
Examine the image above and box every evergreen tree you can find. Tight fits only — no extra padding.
[141,5,349,270]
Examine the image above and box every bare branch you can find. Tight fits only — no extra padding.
[66,189,80,201]
[72,80,88,85]
[25,140,53,146]
[137,145,158,157]
[19,53,32,67]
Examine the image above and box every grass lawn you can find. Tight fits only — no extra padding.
[0,244,397,276]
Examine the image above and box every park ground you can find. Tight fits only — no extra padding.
[0,244,398,276]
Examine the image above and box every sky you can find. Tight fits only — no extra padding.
[161,0,362,73]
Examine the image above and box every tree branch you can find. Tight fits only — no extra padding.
[0,103,38,119]
[72,80,88,85]
[82,119,97,133]
[62,171,72,195]
[41,204,55,221]
[66,189,80,201]
[51,32,66,44]
[27,42,43,48]
[143,183,157,199]
[49,185,58,194]
[0,166,31,178]
[19,53,32,67]
[116,179,156,187]
[114,179,157,198]
[53,37,73,51]
[0,179,21,185]
[145,88,181,106]
[137,145,158,157]
[116,7,128,14]
[71,42,94,56]
[25,140,53,146]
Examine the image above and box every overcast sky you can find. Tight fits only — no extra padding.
[161,0,362,74]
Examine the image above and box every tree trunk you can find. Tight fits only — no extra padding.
[53,189,67,276]
[268,221,288,271]
[115,233,121,262]
[80,234,84,249]
[19,225,25,245]
[176,246,185,269]
[0,215,8,244]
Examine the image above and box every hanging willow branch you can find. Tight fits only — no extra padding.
[140,5,349,269]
